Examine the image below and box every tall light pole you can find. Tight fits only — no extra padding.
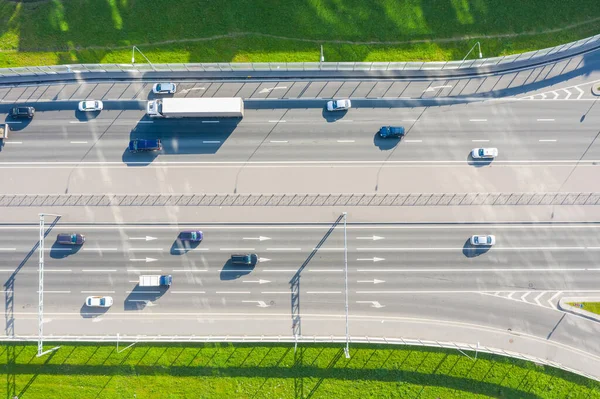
[38,213,61,357]
[459,42,482,68]
[343,212,350,358]
[131,45,156,71]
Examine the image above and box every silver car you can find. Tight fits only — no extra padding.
[471,147,498,159]
[326,99,351,111]
[470,235,496,246]
[85,296,113,307]
[78,100,103,112]
[152,83,177,94]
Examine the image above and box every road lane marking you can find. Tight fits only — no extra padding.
[266,248,301,251]
[0,248,16,251]
[469,119,487,122]
[172,291,206,294]
[69,121,87,124]
[313,247,344,251]
[82,269,117,272]
[171,248,210,251]
[308,269,343,272]
[216,291,251,294]
[270,140,288,143]
[81,291,115,294]
[220,248,255,251]
[202,141,221,144]
[471,140,489,142]
[45,269,72,272]
[356,268,598,272]
[261,291,290,294]
[128,248,163,251]
[70,141,88,144]
[537,119,555,122]
[4,142,22,144]
[404,140,422,143]
[127,269,162,272]
[402,119,418,122]
[38,291,70,293]
[268,120,286,123]
[539,139,557,142]
[5,121,21,124]
[306,291,341,294]
[355,289,600,294]
[337,140,355,143]
[548,292,562,309]
[137,121,154,124]
[201,121,220,124]
[126,291,160,294]
[82,248,117,251]
[356,300,385,308]
[171,269,208,272]
[261,269,297,272]
[356,246,587,251]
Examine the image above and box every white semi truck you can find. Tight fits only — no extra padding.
[146,97,244,118]
[139,275,172,287]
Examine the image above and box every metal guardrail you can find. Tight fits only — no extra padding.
[0,334,597,382]
[0,192,598,207]
[0,34,599,77]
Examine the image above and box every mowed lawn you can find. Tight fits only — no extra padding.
[0,0,599,66]
[0,343,599,398]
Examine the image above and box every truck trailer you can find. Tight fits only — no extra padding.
[139,275,172,287]
[146,97,244,118]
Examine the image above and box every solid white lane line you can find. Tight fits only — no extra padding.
[172,291,206,294]
[126,290,160,294]
[82,269,117,272]
[39,291,70,293]
[201,121,220,124]
[402,119,418,122]
[69,121,87,124]
[0,248,16,251]
[137,121,154,124]
[128,248,163,251]
[356,268,598,272]
[215,291,251,294]
[356,246,586,251]
[70,141,88,144]
[81,291,115,294]
[82,248,118,251]
[356,290,600,294]
[127,269,162,273]
[469,119,487,122]
[202,141,221,144]
[45,269,72,272]
[337,140,355,143]
[219,248,255,251]
[306,291,341,294]
[266,248,301,251]
[4,142,22,144]
[267,120,286,123]
[171,269,208,272]
[5,121,21,124]
[308,269,343,272]
[537,119,555,122]
[539,139,557,142]
[404,140,422,143]
[471,139,489,142]
[44,248,71,251]
[270,140,288,143]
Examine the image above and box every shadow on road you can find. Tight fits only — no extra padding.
[124,284,168,311]
[462,239,491,258]
[80,303,110,319]
[170,239,200,255]
[220,259,254,280]
[373,132,401,151]
[467,153,493,167]
[49,240,83,259]
[321,108,349,123]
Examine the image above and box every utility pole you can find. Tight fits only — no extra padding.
[343,212,350,358]
[131,45,156,71]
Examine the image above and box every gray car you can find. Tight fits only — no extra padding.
[57,233,85,245]
[152,83,177,94]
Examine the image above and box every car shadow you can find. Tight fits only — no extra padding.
[49,241,82,259]
[75,110,101,121]
[467,153,493,167]
[124,284,168,311]
[170,239,200,255]
[322,108,349,123]
[373,132,401,151]
[80,303,110,319]
[5,117,32,131]
[462,239,491,258]
[220,259,254,280]
[121,147,160,167]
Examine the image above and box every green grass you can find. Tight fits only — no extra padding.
[569,302,600,316]
[0,343,599,398]
[0,0,598,67]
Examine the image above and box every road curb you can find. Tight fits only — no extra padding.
[558,297,600,322]
[592,85,600,96]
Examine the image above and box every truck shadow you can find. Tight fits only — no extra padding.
[124,284,169,311]
[220,259,254,280]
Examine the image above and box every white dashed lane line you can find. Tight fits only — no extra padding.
[539,139,557,142]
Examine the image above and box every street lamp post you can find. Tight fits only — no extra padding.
[131,45,156,71]
[459,41,482,68]
[38,213,62,357]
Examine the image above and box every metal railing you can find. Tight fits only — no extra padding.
[0,334,597,382]
[0,34,598,77]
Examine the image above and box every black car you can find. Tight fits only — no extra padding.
[378,126,405,138]
[11,106,35,119]
[128,139,162,153]
[57,233,86,245]
[231,253,258,266]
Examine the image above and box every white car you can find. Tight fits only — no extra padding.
[326,99,351,111]
[470,235,496,246]
[152,83,177,94]
[78,100,103,112]
[471,147,498,159]
[86,296,113,307]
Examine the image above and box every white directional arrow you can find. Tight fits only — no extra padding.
[357,279,385,284]
[356,301,385,308]
[423,85,453,92]
[258,257,271,263]
[356,257,385,262]
[129,257,157,263]
[242,300,271,308]
[129,236,157,241]
[242,279,271,284]
[258,86,288,94]
[356,236,384,241]
[243,236,271,241]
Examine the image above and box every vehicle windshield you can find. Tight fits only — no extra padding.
[478,149,485,156]
[71,234,77,243]
[156,84,162,91]
[99,298,105,306]
[487,237,492,244]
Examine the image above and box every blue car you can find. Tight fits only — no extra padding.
[128,139,162,153]
[178,230,203,242]
[378,126,405,138]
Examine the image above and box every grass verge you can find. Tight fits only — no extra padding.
[569,302,600,316]
[0,343,598,398]
[0,0,599,67]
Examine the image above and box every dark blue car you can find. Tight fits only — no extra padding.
[128,139,162,153]
[178,230,203,242]
[378,126,405,138]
